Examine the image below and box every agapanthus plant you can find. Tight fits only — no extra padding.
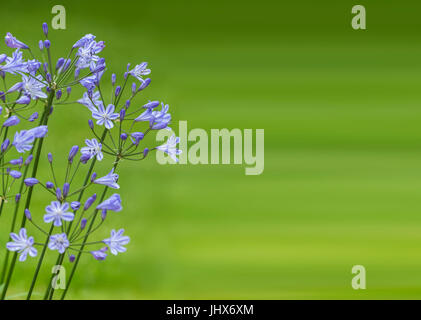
[0,22,181,300]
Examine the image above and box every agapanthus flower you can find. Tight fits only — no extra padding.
[75,35,105,70]
[44,201,74,227]
[9,170,22,179]
[96,193,122,212]
[6,228,37,262]
[5,33,29,49]
[128,62,151,82]
[156,134,182,162]
[0,50,27,74]
[77,90,102,112]
[94,168,119,189]
[91,104,119,129]
[135,102,171,130]
[48,233,70,254]
[103,229,130,255]
[90,247,108,261]
[27,59,41,74]
[81,138,103,161]
[12,126,48,153]
[21,74,47,99]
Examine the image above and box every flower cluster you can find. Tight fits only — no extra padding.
[1,22,182,300]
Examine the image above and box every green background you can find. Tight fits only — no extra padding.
[1,0,421,299]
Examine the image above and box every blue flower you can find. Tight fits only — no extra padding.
[156,134,182,162]
[48,233,70,254]
[6,228,37,262]
[77,90,102,112]
[129,62,151,82]
[96,193,122,212]
[130,132,144,145]
[5,33,29,49]
[12,126,48,153]
[103,229,130,255]
[9,170,22,179]
[21,74,47,99]
[75,35,105,70]
[81,138,103,161]
[0,50,28,75]
[44,201,74,227]
[92,104,119,129]
[90,247,108,261]
[135,102,171,130]
[94,168,120,189]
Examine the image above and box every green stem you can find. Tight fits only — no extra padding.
[26,224,54,300]
[59,158,120,300]
[0,91,54,300]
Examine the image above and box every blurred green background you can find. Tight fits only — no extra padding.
[1,0,421,299]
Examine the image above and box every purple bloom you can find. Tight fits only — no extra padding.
[27,59,41,74]
[71,201,80,211]
[69,255,75,263]
[90,247,108,261]
[56,188,61,201]
[15,193,21,202]
[129,62,151,82]
[75,35,105,70]
[73,34,96,49]
[138,78,151,91]
[0,50,28,75]
[44,201,74,226]
[9,170,22,179]
[103,229,130,255]
[5,33,29,49]
[3,115,20,127]
[24,178,39,187]
[48,233,69,254]
[130,132,144,145]
[13,126,48,153]
[143,148,149,158]
[81,138,103,161]
[142,101,160,110]
[91,104,119,129]
[56,89,62,100]
[6,228,37,262]
[44,40,50,49]
[77,91,102,113]
[15,95,31,105]
[21,74,48,99]
[90,172,97,182]
[120,133,127,141]
[94,168,119,189]
[46,181,54,189]
[135,102,171,130]
[96,194,122,212]
[156,134,182,162]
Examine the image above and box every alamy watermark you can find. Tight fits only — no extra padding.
[155,121,264,175]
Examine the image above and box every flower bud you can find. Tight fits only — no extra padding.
[1,139,10,152]
[56,187,61,200]
[9,157,23,166]
[44,39,50,48]
[56,58,65,70]
[69,255,75,263]
[84,194,97,211]
[10,170,22,179]
[68,145,79,163]
[63,183,70,198]
[88,119,94,129]
[143,148,149,158]
[115,86,121,97]
[46,181,54,189]
[15,193,21,203]
[24,154,33,166]
[111,73,116,86]
[80,218,87,230]
[66,86,71,95]
[28,112,38,122]
[71,201,80,211]
[143,101,160,109]
[120,109,125,121]
[38,40,44,51]
[101,209,107,220]
[120,133,127,141]
[42,22,48,37]
[80,153,91,164]
[131,82,136,94]
[24,178,39,187]
[3,116,20,127]
[56,89,62,100]
[47,153,53,163]
[90,172,97,183]
[24,208,32,220]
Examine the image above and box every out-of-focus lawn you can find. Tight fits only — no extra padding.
[1,0,421,299]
